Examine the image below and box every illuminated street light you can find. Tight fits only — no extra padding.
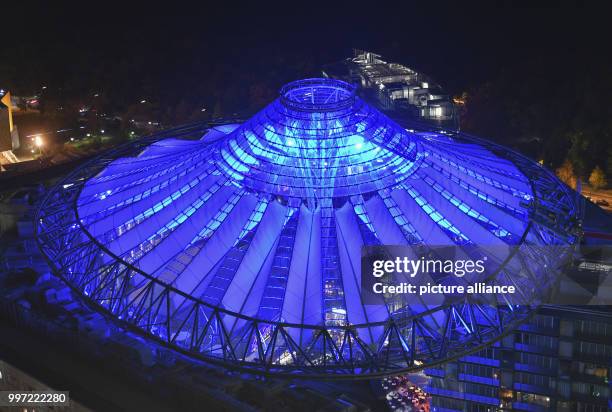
[33,134,44,156]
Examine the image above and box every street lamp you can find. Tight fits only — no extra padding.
[34,135,43,156]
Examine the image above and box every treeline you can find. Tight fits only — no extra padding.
[460,54,611,190]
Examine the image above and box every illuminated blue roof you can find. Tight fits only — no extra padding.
[36,78,579,378]
[216,78,422,198]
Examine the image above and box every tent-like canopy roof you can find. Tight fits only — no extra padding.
[36,78,579,378]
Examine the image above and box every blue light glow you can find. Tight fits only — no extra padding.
[35,78,579,378]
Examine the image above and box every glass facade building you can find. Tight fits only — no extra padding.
[425,306,612,412]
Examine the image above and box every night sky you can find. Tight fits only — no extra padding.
[2,3,610,95]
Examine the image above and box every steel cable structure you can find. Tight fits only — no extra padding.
[36,78,579,379]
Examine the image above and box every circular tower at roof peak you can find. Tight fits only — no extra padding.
[279,78,357,112]
[216,78,422,199]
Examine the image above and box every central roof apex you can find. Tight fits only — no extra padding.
[279,78,357,112]
[214,78,422,199]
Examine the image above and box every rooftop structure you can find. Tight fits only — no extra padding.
[0,89,21,170]
[324,50,458,127]
[0,89,14,145]
[35,78,579,379]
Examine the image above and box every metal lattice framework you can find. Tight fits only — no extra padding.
[36,79,579,379]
